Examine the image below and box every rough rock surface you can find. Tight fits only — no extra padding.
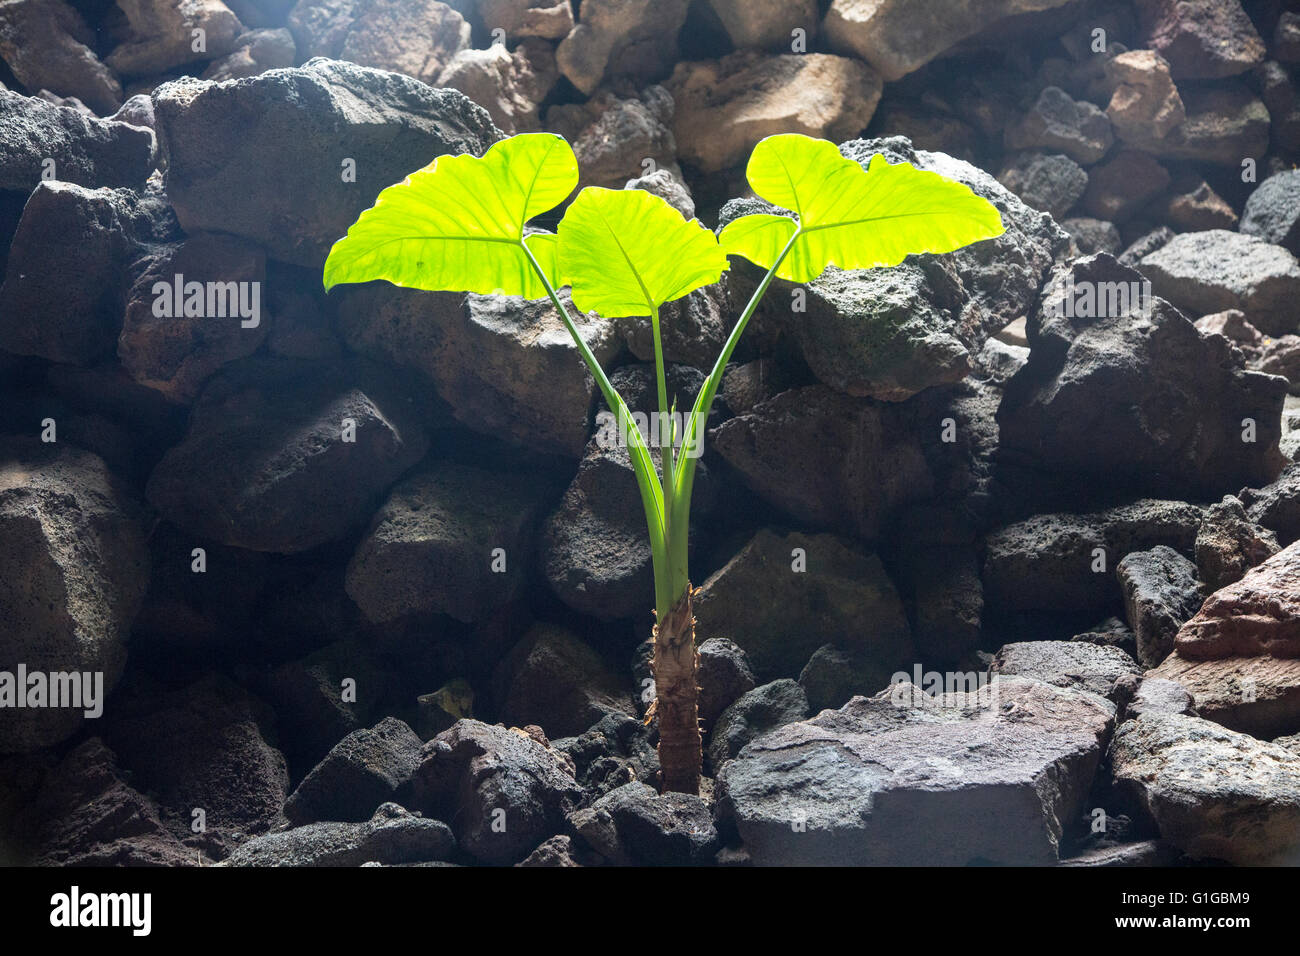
[0,441,149,753]
[983,499,1203,614]
[1117,546,1203,668]
[284,718,423,825]
[224,803,455,866]
[345,460,556,624]
[494,625,636,738]
[146,358,431,553]
[719,676,1114,865]
[556,0,689,95]
[694,529,912,682]
[999,254,1288,497]
[824,0,1079,82]
[0,0,122,114]
[1111,712,1300,864]
[567,781,718,865]
[991,641,1141,702]
[707,679,808,770]
[1174,540,1300,659]
[408,720,583,865]
[1141,230,1300,336]
[152,59,498,268]
[668,52,882,173]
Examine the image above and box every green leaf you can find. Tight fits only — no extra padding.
[719,133,1005,283]
[323,132,577,296]
[557,187,728,317]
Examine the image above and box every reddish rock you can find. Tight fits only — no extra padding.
[1176,540,1300,658]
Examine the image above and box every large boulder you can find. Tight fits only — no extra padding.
[982,499,1203,615]
[105,674,290,852]
[1134,0,1265,79]
[107,0,243,76]
[998,254,1288,498]
[567,781,718,865]
[1241,170,1300,256]
[146,358,431,553]
[223,803,455,866]
[1174,539,1300,659]
[1116,546,1203,668]
[344,459,558,624]
[694,529,912,683]
[118,233,269,401]
[0,0,122,114]
[719,676,1115,865]
[667,52,881,174]
[1111,712,1300,864]
[0,182,179,365]
[0,441,149,753]
[823,0,1078,82]
[555,0,689,95]
[493,624,636,738]
[152,58,498,269]
[337,285,620,459]
[284,718,423,825]
[408,720,584,865]
[1140,230,1300,336]
[991,640,1142,703]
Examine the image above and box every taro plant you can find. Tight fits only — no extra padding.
[323,132,1004,794]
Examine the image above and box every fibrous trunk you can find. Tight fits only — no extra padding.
[653,586,701,794]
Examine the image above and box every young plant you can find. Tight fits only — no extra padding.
[323,131,1004,795]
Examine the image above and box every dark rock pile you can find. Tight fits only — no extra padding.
[2,0,1300,866]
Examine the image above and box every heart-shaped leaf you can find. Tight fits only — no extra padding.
[719,133,1005,283]
[557,187,728,318]
[323,132,576,296]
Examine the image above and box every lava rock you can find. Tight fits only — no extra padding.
[567,781,718,865]
[105,674,289,851]
[152,58,498,269]
[1134,0,1265,80]
[991,641,1142,703]
[719,675,1114,865]
[697,638,756,726]
[345,460,557,624]
[1194,495,1280,591]
[339,285,620,458]
[1111,712,1300,864]
[999,254,1288,497]
[823,0,1077,81]
[408,719,583,865]
[1147,653,1300,738]
[667,52,881,174]
[223,803,456,866]
[0,91,150,191]
[285,718,423,825]
[694,528,912,683]
[1241,169,1300,256]
[997,151,1087,221]
[1175,539,1300,658]
[0,0,122,114]
[0,440,149,753]
[1241,462,1300,545]
[108,0,243,76]
[1006,86,1114,164]
[1117,546,1203,668]
[0,182,178,365]
[546,85,679,191]
[21,739,195,866]
[556,0,689,95]
[146,357,430,553]
[708,679,808,771]
[1141,229,1300,336]
[983,499,1203,615]
[798,644,892,714]
[494,624,636,738]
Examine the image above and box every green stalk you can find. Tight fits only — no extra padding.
[666,226,803,590]
[520,240,674,616]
